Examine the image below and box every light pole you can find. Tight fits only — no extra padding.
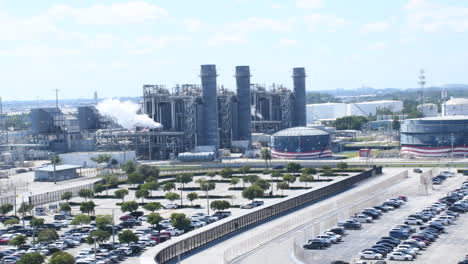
[93,236,97,260]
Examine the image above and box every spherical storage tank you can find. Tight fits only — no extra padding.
[271,127,331,159]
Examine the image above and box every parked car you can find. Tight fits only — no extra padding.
[164,204,178,209]
[303,240,328,249]
[388,251,413,261]
[359,250,383,260]
[162,227,184,236]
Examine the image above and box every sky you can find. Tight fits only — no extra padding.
[1,0,468,101]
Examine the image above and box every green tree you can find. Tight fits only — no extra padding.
[18,202,33,218]
[9,235,27,247]
[147,213,163,229]
[245,175,260,186]
[71,214,90,226]
[78,189,93,201]
[137,165,160,182]
[37,228,59,243]
[48,252,74,264]
[260,148,271,169]
[50,155,61,165]
[175,174,193,206]
[302,167,317,176]
[120,201,139,213]
[170,213,191,231]
[210,200,230,212]
[286,162,302,175]
[93,184,106,195]
[17,252,45,264]
[91,154,111,164]
[30,217,45,228]
[122,160,137,174]
[220,168,234,179]
[95,215,112,230]
[196,178,216,215]
[80,201,96,215]
[135,189,149,203]
[118,230,138,244]
[141,181,159,196]
[87,230,111,244]
[206,171,217,179]
[392,115,400,130]
[242,184,264,201]
[282,174,297,186]
[321,165,333,176]
[162,182,176,192]
[60,203,71,214]
[299,173,314,188]
[114,189,129,203]
[334,115,368,130]
[164,192,180,203]
[4,218,19,226]
[230,177,239,188]
[61,192,73,203]
[276,181,289,196]
[186,192,199,206]
[337,162,348,172]
[128,172,144,187]
[254,179,270,191]
[0,203,13,215]
[143,202,162,213]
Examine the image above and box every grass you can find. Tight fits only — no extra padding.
[339,152,359,159]
[345,142,400,147]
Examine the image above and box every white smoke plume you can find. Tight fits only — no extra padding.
[251,107,263,119]
[97,99,162,130]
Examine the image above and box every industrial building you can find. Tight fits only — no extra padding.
[34,164,80,182]
[271,127,332,159]
[400,116,468,158]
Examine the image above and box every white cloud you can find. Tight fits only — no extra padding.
[279,38,297,46]
[232,17,297,33]
[296,0,322,9]
[182,18,202,32]
[48,1,168,25]
[0,13,57,41]
[403,0,468,32]
[0,45,80,57]
[367,42,386,51]
[361,21,391,33]
[207,33,247,46]
[271,4,282,9]
[303,14,346,32]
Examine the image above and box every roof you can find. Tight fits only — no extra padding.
[445,98,468,105]
[36,164,81,172]
[273,126,329,137]
[406,115,468,121]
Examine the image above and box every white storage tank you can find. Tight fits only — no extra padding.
[306,103,347,122]
[347,100,403,116]
[417,103,438,117]
[443,98,468,116]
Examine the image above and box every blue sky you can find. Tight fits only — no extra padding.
[1,0,468,100]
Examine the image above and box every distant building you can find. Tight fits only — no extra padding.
[34,164,80,182]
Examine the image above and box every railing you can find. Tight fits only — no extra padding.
[28,182,96,206]
[154,167,383,264]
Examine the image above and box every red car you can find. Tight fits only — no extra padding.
[398,195,408,202]
[119,215,135,221]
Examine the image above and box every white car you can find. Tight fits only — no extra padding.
[117,247,132,256]
[396,244,419,254]
[324,232,342,242]
[164,204,178,209]
[388,251,413,261]
[159,219,172,228]
[316,235,336,244]
[359,250,383,260]
[428,219,448,226]
[162,227,184,236]
[435,215,454,224]
[138,216,147,221]
[352,214,373,223]
[404,217,423,225]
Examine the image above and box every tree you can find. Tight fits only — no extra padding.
[220,168,234,179]
[9,235,27,247]
[299,173,314,188]
[337,162,348,172]
[242,184,264,201]
[147,213,163,229]
[93,184,106,195]
[128,172,144,187]
[80,201,96,215]
[114,189,129,203]
[91,154,111,164]
[95,215,112,230]
[0,203,13,215]
[186,192,199,206]
[48,252,75,264]
[276,181,289,196]
[175,174,193,206]
[71,214,90,226]
[59,203,71,214]
[4,218,19,226]
[210,200,230,212]
[282,174,297,186]
[118,230,138,244]
[87,230,111,244]
[122,160,137,174]
[143,202,162,213]
[303,168,317,176]
[392,115,400,130]
[254,179,270,191]
[37,228,59,243]
[61,192,73,203]
[196,178,216,215]
[286,162,302,175]
[135,189,149,203]
[137,164,160,181]
[50,155,61,165]
[170,213,191,231]
[78,189,93,201]
[230,177,239,188]
[246,175,260,185]
[30,217,45,228]
[164,192,180,203]
[321,165,333,176]
[141,181,159,196]
[120,201,139,213]
[162,182,176,192]
[18,203,33,217]
[260,148,271,169]
[334,115,368,130]
[110,159,119,167]
[17,253,44,264]
[206,172,217,179]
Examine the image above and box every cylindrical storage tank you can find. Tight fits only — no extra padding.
[443,98,468,116]
[400,116,468,158]
[235,66,252,142]
[200,65,219,147]
[306,103,347,121]
[178,152,215,162]
[417,103,438,117]
[292,68,307,127]
[271,126,331,159]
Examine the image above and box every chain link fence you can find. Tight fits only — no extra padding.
[28,182,96,206]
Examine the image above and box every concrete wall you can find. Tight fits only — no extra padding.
[59,151,136,168]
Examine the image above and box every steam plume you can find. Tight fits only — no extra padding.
[97,99,162,130]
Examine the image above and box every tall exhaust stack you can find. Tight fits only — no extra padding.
[200,64,219,148]
[235,66,252,143]
[292,67,307,127]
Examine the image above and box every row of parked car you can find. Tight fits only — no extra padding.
[359,174,468,262]
[432,170,456,185]
[302,196,407,250]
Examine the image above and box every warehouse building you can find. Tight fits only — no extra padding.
[34,164,81,182]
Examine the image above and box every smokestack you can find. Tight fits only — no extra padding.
[292,67,306,127]
[200,65,219,147]
[235,66,252,143]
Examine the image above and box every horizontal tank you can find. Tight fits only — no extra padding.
[400,116,468,157]
[271,126,331,159]
[178,152,215,162]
